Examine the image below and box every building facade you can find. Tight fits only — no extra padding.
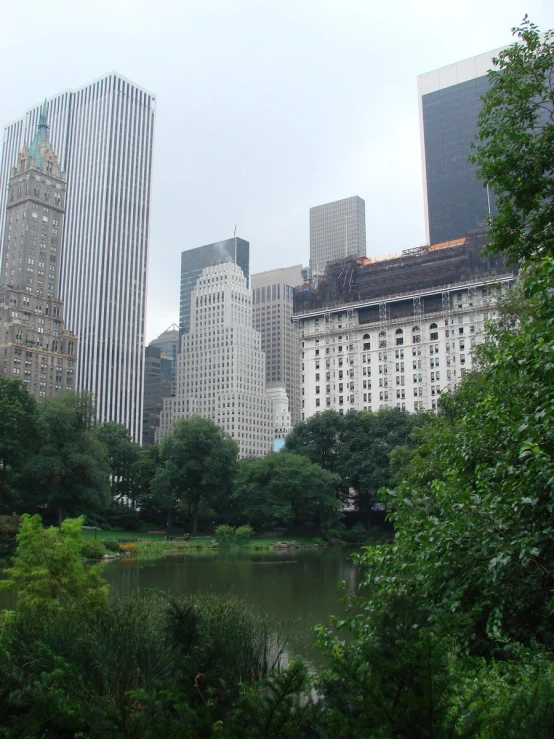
[251,265,303,425]
[294,230,516,419]
[1,73,156,441]
[180,238,249,335]
[0,106,77,398]
[149,324,179,396]
[142,344,173,446]
[418,49,503,246]
[159,262,273,458]
[309,196,366,276]
[266,382,292,443]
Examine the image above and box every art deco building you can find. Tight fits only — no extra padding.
[1,74,156,441]
[142,344,173,446]
[309,196,366,276]
[158,262,273,458]
[294,227,516,419]
[0,105,77,397]
[180,238,249,334]
[251,265,303,424]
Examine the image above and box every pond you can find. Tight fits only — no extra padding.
[0,547,361,667]
[104,546,361,667]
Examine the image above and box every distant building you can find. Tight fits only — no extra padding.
[142,345,173,446]
[159,262,273,458]
[266,382,292,444]
[149,324,179,395]
[0,105,77,398]
[294,227,516,419]
[417,49,504,246]
[0,73,156,441]
[251,265,304,424]
[180,238,249,334]
[310,196,366,276]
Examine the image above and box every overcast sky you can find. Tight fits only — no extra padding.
[1,1,552,342]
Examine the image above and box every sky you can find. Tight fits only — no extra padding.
[1,0,552,343]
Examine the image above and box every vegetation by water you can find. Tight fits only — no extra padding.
[1,17,554,737]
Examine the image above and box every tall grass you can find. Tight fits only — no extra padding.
[1,591,292,736]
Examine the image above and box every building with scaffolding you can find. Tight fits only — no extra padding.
[293,226,516,419]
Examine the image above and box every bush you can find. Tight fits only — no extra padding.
[235,524,253,544]
[102,538,120,553]
[343,522,369,543]
[214,524,235,544]
[119,542,139,554]
[81,539,106,559]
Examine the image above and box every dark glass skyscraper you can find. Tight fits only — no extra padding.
[179,238,249,334]
[418,50,501,246]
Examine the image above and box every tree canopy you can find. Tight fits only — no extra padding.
[470,17,554,263]
[153,417,238,534]
[233,452,341,531]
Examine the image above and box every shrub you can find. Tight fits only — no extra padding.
[102,538,120,553]
[81,539,106,559]
[214,524,235,544]
[343,522,369,543]
[119,542,139,554]
[235,524,253,544]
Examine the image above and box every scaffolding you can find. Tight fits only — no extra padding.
[378,301,393,408]
[442,290,455,391]
[413,295,427,410]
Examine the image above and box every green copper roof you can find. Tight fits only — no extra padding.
[28,100,57,174]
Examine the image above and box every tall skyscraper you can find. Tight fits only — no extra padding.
[180,238,249,334]
[142,344,173,447]
[0,105,77,398]
[251,265,303,424]
[418,49,503,246]
[309,196,366,276]
[149,324,179,395]
[1,73,156,441]
[159,262,273,458]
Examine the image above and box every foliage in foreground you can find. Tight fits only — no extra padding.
[0,592,306,738]
[0,514,109,616]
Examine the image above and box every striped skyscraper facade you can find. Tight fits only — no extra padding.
[0,73,156,441]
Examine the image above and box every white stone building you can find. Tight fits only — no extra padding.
[266,382,292,442]
[158,262,273,458]
[295,271,516,420]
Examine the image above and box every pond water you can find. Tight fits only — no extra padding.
[105,547,361,666]
[0,547,361,667]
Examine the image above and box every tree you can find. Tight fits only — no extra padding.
[0,376,39,510]
[233,452,341,531]
[20,392,111,524]
[470,17,554,264]
[335,408,423,520]
[0,513,109,615]
[153,417,238,535]
[284,411,345,474]
[93,422,140,503]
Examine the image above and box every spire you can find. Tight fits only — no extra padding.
[38,99,49,133]
[26,98,62,177]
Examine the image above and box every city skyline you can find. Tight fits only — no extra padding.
[1,1,549,344]
[1,73,155,442]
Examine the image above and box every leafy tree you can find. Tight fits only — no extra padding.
[153,417,238,535]
[233,452,341,531]
[93,421,140,503]
[470,17,554,264]
[285,410,344,473]
[0,376,39,510]
[336,408,423,520]
[0,513,109,615]
[19,391,111,524]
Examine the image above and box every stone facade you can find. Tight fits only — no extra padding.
[0,106,77,398]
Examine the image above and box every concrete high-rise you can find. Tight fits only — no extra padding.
[310,196,366,276]
[149,324,179,395]
[159,262,273,458]
[418,49,503,246]
[251,265,303,424]
[180,238,249,334]
[0,105,77,398]
[1,73,156,441]
[142,345,173,447]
